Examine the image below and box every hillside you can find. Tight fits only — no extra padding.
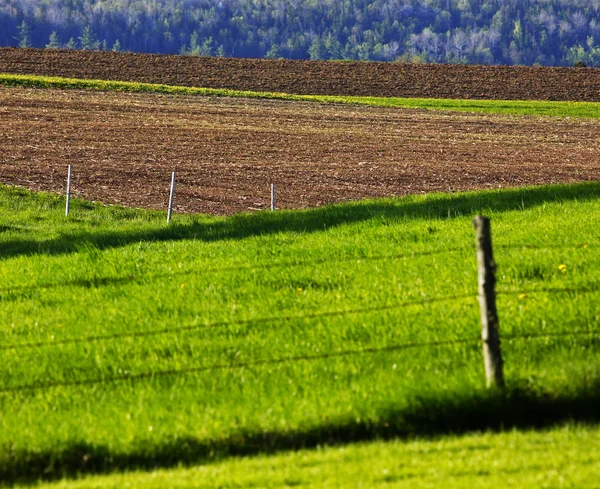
[2,0,600,66]
[1,182,600,485]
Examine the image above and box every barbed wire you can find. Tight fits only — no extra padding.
[497,284,600,297]
[496,243,597,251]
[503,329,600,342]
[2,284,598,353]
[0,336,480,394]
[3,328,600,394]
[0,293,477,352]
[0,248,466,297]
[2,242,595,298]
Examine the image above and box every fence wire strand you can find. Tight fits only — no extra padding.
[0,293,477,352]
[2,285,599,352]
[497,284,600,297]
[3,241,595,298]
[0,337,480,394]
[497,243,597,251]
[0,248,465,297]
[3,328,600,394]
[503,329,600,342]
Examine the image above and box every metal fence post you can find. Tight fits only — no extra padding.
[271,183,276,211]
[65,164,72,217]
[167,171,176,224]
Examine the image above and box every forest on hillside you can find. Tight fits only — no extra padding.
[2,0,600,66]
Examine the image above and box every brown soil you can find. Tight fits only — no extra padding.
[1,86,599,215]
[3,48,600,101]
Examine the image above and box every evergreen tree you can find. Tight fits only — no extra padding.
[79,26,100,50]
[308,35,326,60]
[3,0,600,67]
[187,31,200,55]
[45,31,60,49]
[323,34,342,59]
[199,37,213,56]
[265,44,280,59]
[14,20,31,48]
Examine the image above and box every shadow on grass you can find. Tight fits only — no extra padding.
[1,182,600,261]
[3,386,600,486]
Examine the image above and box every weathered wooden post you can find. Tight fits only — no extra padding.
[473,215,504,388]
[167,171,176,224]
[65,164,72,217]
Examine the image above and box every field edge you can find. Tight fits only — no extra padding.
[3,73,600,118]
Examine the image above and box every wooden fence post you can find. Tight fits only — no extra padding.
[473,215,504,388]
[65,164,72,217]
[167,171,176,224]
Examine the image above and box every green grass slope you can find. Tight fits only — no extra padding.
[25,424,600,489]
[2,73,600,118]
[0,183,599,485]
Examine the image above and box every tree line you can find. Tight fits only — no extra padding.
[2,0,600,66]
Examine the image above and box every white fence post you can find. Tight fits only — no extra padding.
[167,171,176,224]
[271,183,276,211]
[65,164,72,217]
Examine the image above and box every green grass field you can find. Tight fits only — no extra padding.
[1,182,599,486]
[19,424,600,489]
[3,73,600,118]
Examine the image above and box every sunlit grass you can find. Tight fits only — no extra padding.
[0,182,599,485]
[24,424,600,489]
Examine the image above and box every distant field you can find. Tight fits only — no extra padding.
[4,73,600,118]
[1,182,599,485]
[3,48,600,101]
[2,84,600,215]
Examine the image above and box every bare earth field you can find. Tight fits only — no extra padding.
[3,48,600,101]
[1,86,600,215]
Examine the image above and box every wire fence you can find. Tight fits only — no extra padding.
[0,247,466,295]
[2,329,600,395]
[0,293,477,351]
[2,284,598,353]
[0,215,598,394]
[0,242,595,297]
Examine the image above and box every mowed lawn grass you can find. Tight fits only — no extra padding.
[3,73,600,118]
[0,182,599,485]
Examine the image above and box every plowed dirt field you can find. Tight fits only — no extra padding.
[3,48,600,101]
[1,87,599,215]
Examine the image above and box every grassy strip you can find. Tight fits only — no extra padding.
[24,424,600,489]
[1,183,600,484]
[2,73,600,117]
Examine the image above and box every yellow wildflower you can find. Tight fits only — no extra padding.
[558,264,567,273]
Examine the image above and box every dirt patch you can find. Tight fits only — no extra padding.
[2,48,600,101]
[1,86,599,215]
